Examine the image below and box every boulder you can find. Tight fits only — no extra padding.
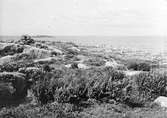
[105,61,127,70]
[105,60,118,67]
[35,42,48,50]
[65,63,78,69]
[19,67,40,72]
[154,96,167,108]
[124,71,142,77]
[18,35,35,45]
[65,64,72,68]
[0,55,15,65]
[23,47,51,59]
[65,46,80,55]
[0,72,28,105]
[70,47,80,52]
[34,57,55,64]
[65,63,89,69]
[48,46,63,55]
[0,43,24,56]
[78,63,89,69]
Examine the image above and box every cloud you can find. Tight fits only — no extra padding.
[1,0,167,35]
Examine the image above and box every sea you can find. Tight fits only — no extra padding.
[0,36,166,55]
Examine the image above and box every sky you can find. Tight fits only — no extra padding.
[0,0,167,36]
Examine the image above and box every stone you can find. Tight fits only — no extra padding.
[65,64,72,68]
[105,60,118,67]
[18,35,35,45]
[154,96,167,108]
[124,71,142,77]
[34,57,55,64]
[0,43,24,57]
[23,47,51,59]
[0,72,28,105]
[78,63,89,69]
[49,46,63,55]
[18,67,43,81]
[105,61,127,70]
[0,55,15,65]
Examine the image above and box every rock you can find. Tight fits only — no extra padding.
[105,60,118,67]
[65,64,72,68]
[18,35,35,45]
[0,72,28,105]
[51,48,63,55]
[154,96,167,108]
[105,61,127,70]
[0,43,24,56]
[35,42,48,49]
[65,63,78,69]
[48,46,63,55]
[18,67,43,81]
[65,47,80,55]
[76,55,88,62]
[65,63,89,69]
[34,57,55,64]
[0,55,15,65]
[19,67,40,72]
[23,47,51,59]
[70,47,80,52]
[78,63,89,69]
[71,63,78,69]
[124,71,142,77]
[35,43,63,55]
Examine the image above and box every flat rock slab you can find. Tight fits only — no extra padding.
[154,96,167,108]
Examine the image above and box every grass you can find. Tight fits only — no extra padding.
[83,57,106,66]
[31,66,167,108]
[0,37,167,118]
[32,67,127,105]
[0,102,78,118]
[126,61,152,71]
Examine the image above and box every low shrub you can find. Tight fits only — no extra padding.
[31,62,167,107]
[19,67,44,82]
[83,57,106,66]
[0,60,36,72]
[123,71,167,107]
[0,44,24,57]
[135,72,167,99]
[32,67,127,105]
[0,103,78,118]
[127,61,151,71]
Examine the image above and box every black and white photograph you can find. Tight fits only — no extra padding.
[0,0,167,117]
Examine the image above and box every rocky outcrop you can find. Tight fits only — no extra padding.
[0,55,15,65]
[23,47,51,59]
[17,35,35,45]
[0,43,24,57]
[0,72,29,105]
[105,61,127,70]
